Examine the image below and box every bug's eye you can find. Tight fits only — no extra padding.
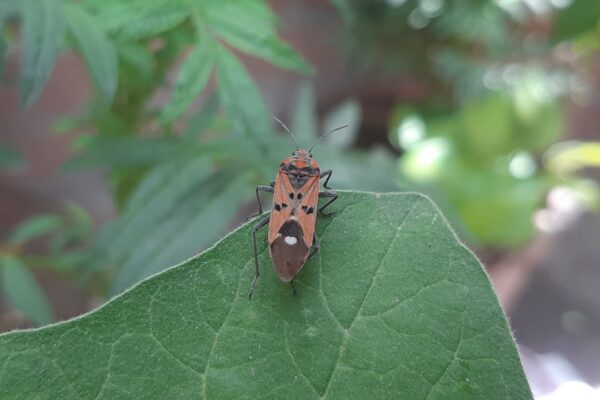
[308,152,313,158]
[292,151,297,156]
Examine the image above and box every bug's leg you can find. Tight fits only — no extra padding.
[318,190,338,217]
[319,170,333,189]
[307,231,320,260]
[249,216,270,299]
[246,185,274,220]
[290,280,297,296]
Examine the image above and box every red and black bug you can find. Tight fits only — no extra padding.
[248,117,347,298]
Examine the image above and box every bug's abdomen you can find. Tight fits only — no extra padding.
[269,219,309,282]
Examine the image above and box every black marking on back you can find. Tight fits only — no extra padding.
[281,164,319,190]
[278,219,303,239]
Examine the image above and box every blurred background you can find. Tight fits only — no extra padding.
[1,0,599,398]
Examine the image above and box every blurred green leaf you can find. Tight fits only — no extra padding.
[111,172,252,294]
[98,157,215,270]
[458,94,514,161]
[9,214,62,245]
[0,192,532,399]
[65,136,191,169]
[19,0,66,107]
[0,0,19,26]
[0,254,53,325]
[99,3,188,41]
[291,82,317,145]
[183,92,220,139]
[160,33,214,123]
[63,4,118,100]
[202,0,312,74]
[553,0,600,42]
[323,99,361,149]
[215,45,269,141]
[0,143,24,168]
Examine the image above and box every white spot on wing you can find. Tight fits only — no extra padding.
[284,236,298,245]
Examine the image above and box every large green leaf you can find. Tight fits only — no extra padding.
[19,0,66,107]
[63,4,118,100]
[0,192,532,399]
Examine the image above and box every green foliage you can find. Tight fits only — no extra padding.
[63,4,117,100]
[18,0,66,107]
[0,205,93,324]
[0,255,53,325]
[0,192,532,399]
[393,90,561,247]
[553,0,600,42]
[0,144,24,168]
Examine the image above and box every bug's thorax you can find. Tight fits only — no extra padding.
[279,149,320,190]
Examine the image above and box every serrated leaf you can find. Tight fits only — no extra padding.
[0,192,532,399]
[96,157,215,268]
[96,2,188,41]
[9,214,62,245]
[18,0,66,107]
[215,45,269,141]
[63,4,118,100]
[111,172,253,294]
[203,0,311,74]
[0,255,53,325]
[161,35,214,123]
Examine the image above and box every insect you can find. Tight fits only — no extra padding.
[248,117,347,299]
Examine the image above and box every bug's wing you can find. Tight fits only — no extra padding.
[296,176,320,249]
[270,219,310,282]
[268,172,295,244]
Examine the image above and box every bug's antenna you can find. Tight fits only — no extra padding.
[272,116,299,150]
[309,124,349,152]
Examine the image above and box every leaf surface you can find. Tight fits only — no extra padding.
[0,192,532,399]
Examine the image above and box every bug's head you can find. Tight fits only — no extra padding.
[292,149,313,159]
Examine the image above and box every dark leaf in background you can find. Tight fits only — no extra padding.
[18,0,66,107]
[0,192,532,399]
[553,0,600,42]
